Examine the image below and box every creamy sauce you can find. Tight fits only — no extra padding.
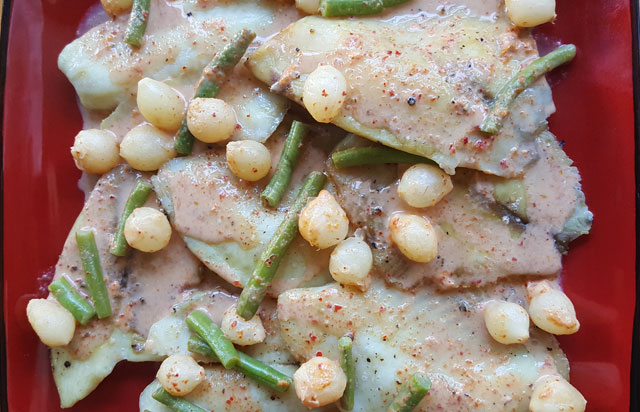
[248,7,555,176]
[278,281,569,411]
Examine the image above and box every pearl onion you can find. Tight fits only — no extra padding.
[137,78,185,132]
[527,281,580,335]
[221,303,266,346]
[388,214,438,263]
[303,65,347,123]
[70,129,120,174]
[529,375,586,412]
[505,0,556,28]
[26,299,75,347]
[397,163,453,208]
[120,124,177,171]
[329,237,373,291]
[156,354,206,397]
[187,98,237,143]
[100,0,133,16]
[124,207,172,253]
[294,357,347,409]
[295,0,321,14]
[483,301,530,344]
[226,140,272,181]
[299,190,349,249]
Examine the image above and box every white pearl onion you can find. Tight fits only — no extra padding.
[70,129,120,174]
[137,78,185,132]
[329,237,373,291]
[303,65,347,123]
[295,0,321,14]
[294,357,347,409]
[388,214,438,263]
[299,190,349,249]
[156,354,206,397]
[124,207,172,253]
[26,298,75,347]
[398,163,453,208]
[226,140,272,181]
[505,0,556,27]
[529,375,586,412]
[221,303,266,346]
[483,301,530,344]
[120,124,177,171]
[187,98,237,143]
[100,0,133,16]
[527,281,580,335]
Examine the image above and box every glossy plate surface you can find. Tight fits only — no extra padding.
[2,1,637,411]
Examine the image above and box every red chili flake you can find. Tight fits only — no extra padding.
[387,50,392,55]
[316,352,323,357]
[231,320,238,327]
[512,257,518,262]
[309,333,317,342]
[212,112,217,118]
[395,50,401,55]
[462,137,469,145]
[500,159,508,168]
[379,306,386,312]
[226,396,234,405]
[321,89,328,97]
[333,304,342,312]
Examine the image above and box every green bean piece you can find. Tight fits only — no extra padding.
[186,310,239,369]
[480,44,577,135]
[188,335,293,392]
[320,0,384,16]
[261,121,310,207]
[110,179,153,257]
[174,29,256,154]
[48,276,96,325]
[76,229,112,319]
[381,0,411,6]
[386,373,432,412]
[124,0,150,47]
[339,336,355,411]
[151,387,208,412]
[236,171,327,320]
[331,146,435,169]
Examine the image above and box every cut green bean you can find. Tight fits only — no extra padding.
[339,336,355,411]
[320,0,384,16]
[76,229,112,319]
[386,373,432,412]
[331,146,435,169]
[175,29,256,154]
[186,310,239,369]
[237,171,327,320]
[480,44,577,135]
[381,0,411,6]
[48,276,95,325]
[124,0,150,47]
[110,179,153,257]
[151,387,208,412]
[261,121,310,207]
[188,335,293,392]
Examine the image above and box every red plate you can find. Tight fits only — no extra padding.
[2,1,637,411]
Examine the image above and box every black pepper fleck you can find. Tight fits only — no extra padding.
[407,96,416,106]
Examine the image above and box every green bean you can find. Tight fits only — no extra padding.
[381,0,411,6]
[48,276,95,325]
[480,44,577,134]
[151,387,208,412]
[320,0,384,16]
[110,179,153,257]
[236,171,327,320]
[339,335,355,411]
[186,310,239,369]
[188,335,293,392]
[76,229,112,319]
[331,147,435,169]
[124,0,150,47]
[174,29,256,154]
[386,373,432,412]
[261,121,310,207]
